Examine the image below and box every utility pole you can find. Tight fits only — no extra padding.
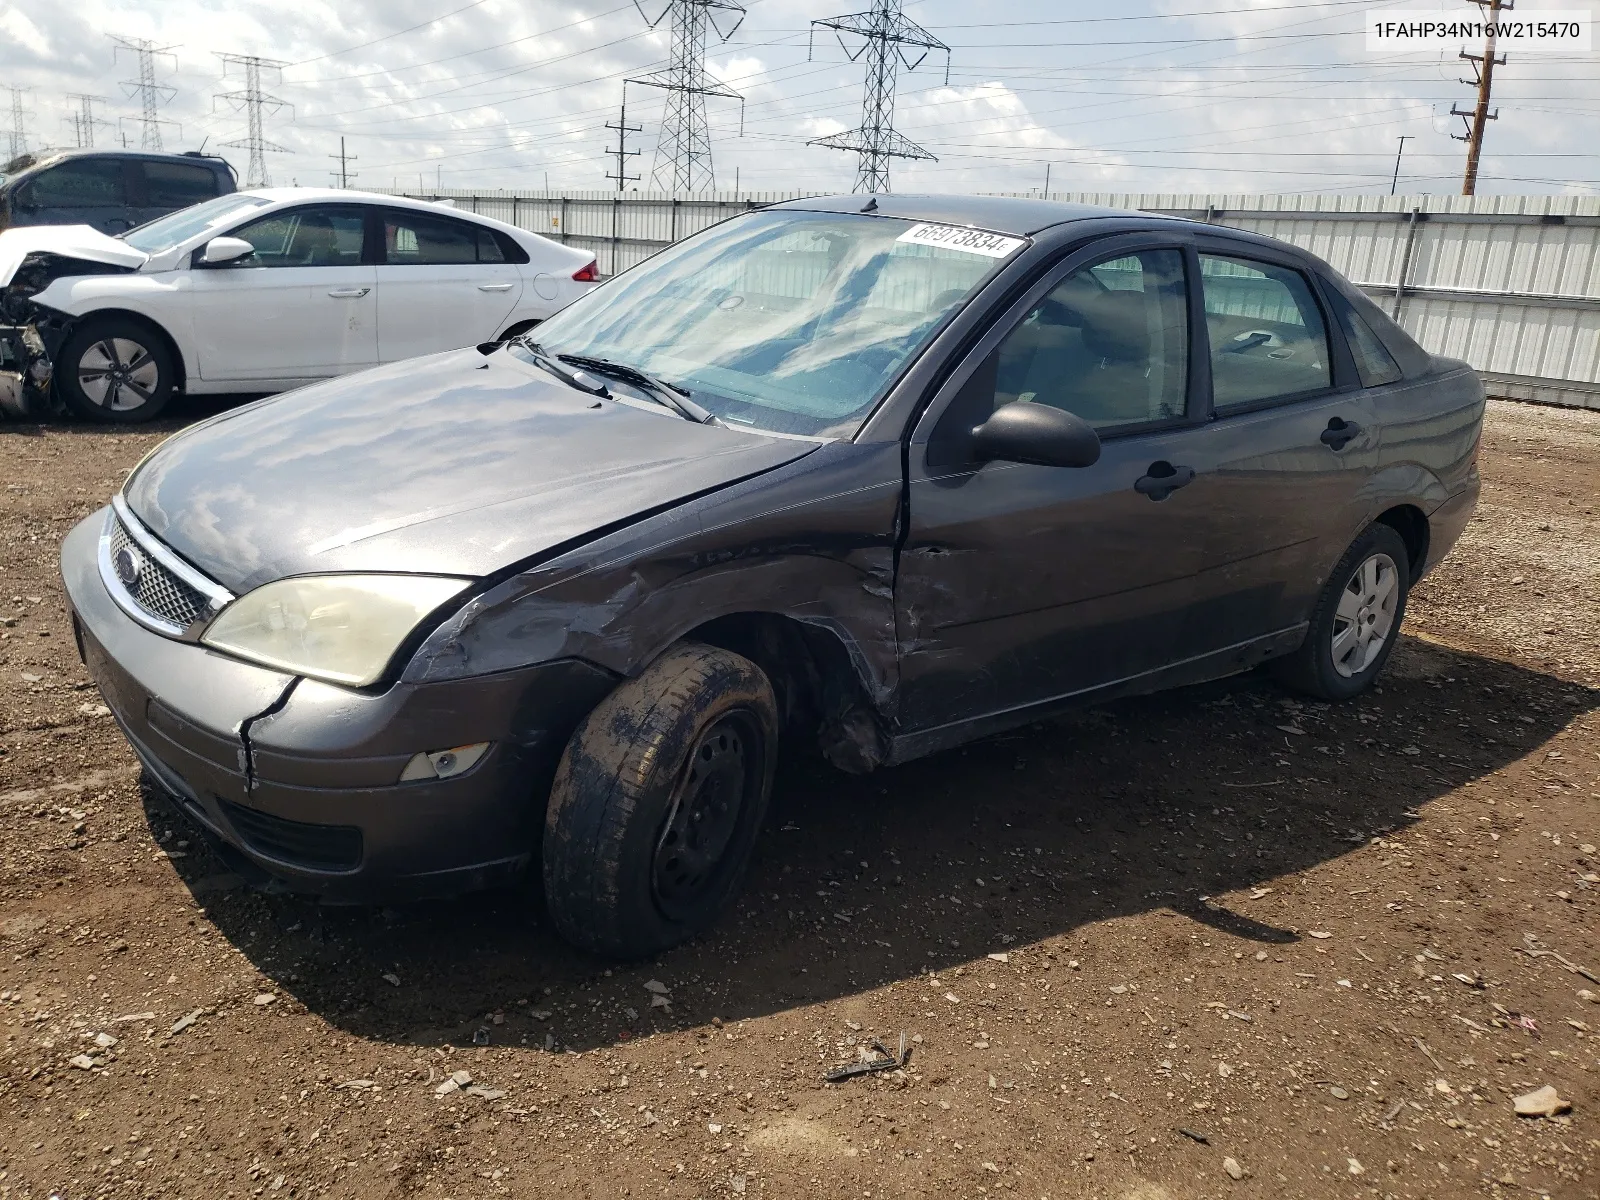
[604,86,643,192]
[65,94,113,148]
[214,54,292,188]
[111,36,179,150]
[3,86,32,161]
[1390,135,1414,195]
[808,0,949,194]
[1451,0,1508,196]
[329,137,357,188]
[630,0,747,194]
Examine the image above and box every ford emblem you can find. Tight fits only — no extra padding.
[113,545,144,589]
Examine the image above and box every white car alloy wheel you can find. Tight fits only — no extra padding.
[77,337,162,413]
[1330,551,1400,678]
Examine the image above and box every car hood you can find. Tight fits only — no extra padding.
[123,349,820,591]
[0,224,148,286]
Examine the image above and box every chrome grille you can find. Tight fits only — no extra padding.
[107,516,211,631]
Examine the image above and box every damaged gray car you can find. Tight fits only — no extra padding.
[61,194,1483,957]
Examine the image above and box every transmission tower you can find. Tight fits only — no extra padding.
[111,36,179,150]
[64,94,113,149]
[809,0,948,194]
[3,86,32,161]
[214,54,292,188]
[605,84,644,191]
[1451,0,1510,196]
[630,0,746,194]
[329,137,357,188]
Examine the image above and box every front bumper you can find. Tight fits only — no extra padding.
[60,511,618,901]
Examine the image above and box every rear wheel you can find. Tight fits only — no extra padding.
[542,643,778,958]
[1271,522,1411,701]
[57,317,176,424]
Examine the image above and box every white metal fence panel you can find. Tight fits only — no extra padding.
[382,188,1600,410]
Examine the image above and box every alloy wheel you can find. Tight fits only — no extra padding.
[1330,551,1399,678]
[77,338,160,413]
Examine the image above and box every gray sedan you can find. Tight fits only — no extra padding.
[60,194,1483,957]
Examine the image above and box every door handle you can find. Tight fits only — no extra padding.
[476,282,515,292]
[1320,417,1361,451]
[327,287,371,298]
[1134,461,1196,501]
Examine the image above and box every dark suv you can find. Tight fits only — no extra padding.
[0,148,237,235]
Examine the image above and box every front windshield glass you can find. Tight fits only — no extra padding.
[120,193,272,253]
[527,210,1019,437]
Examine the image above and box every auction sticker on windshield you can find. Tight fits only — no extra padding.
[896,223,1026,258]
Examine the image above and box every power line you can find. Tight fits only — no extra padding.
[630,0,747,193]
[1452,0,1509,196]
[215,54,293,188]
[111,36,180,151]
[808,0,948,193]
[64,94,113,149]
[605,85,643,190]
[329,136,358,187]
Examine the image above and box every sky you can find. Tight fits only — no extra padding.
[1,0,1595,197]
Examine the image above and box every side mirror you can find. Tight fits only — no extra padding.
[199,236,255,266]
[970,401,1101,469]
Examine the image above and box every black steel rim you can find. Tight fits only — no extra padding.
[651,711,759,921]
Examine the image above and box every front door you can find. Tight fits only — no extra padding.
[189,204,378,382]
[373,207,523,360]
[897,240,1216,734]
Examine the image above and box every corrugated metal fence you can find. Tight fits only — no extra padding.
[386,188,1600,411]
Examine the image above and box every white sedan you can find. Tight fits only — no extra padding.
[0,188,598,422]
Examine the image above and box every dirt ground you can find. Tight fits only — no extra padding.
[1,397,1597,1200]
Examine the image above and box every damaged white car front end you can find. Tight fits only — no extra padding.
[0,225,147,418]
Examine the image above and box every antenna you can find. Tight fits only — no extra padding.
[214,54,293,188]
[1451,0,1510,196]
[630,0,746,194]
[3,86,33,161]
[808,0,949,194]
[329,136,357,188]
[111,36,180,151]
[605,83,644,192]
[64,94,114,149]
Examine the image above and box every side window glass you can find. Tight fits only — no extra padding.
[382,211,478,264]
[477,228,507,263]
[142,161,221,207]
[227,208,366,268]
[1336,296,1404,387]
[990,248,1189,431]
[1200,254,1331,409]
[26,159,127,208]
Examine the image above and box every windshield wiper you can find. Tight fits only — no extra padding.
[556,353,717,425]
[510,338,612,398]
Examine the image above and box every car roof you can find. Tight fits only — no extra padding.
[6,147,230,170]
[771,193,1184,237]
[242,187,500,216]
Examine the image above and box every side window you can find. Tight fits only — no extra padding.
[1199,254,1331,409]
[226,207,366,268]
[142,161,221,208]
[24,159,128,208]
[1330,291,1404,387]
[990,248,1189,431]
[382,211,478,265]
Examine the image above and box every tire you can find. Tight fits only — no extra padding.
[1271,522,1411,701]
[56,316,177,424]
[542,643,779,958]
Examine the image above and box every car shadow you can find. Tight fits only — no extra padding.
[142,633,1598,1057]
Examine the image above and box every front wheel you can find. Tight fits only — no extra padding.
[1271,523,1411,701]
[56,317,177,423]
[542,643,778,958]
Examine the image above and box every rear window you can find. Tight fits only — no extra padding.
[25,158,127,208]
[142,161,222,207]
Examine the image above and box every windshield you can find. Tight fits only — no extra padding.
[527,210,1019,437]
[120,193,272,253]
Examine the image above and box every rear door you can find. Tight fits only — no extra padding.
[1174,241,1379,657]
[188,203,378,382]
[374,208,523,360]
[136,158,225,225]
[14,157,136,233]
[896,236,1218,733]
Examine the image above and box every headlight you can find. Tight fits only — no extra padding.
[200,574,471,687]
